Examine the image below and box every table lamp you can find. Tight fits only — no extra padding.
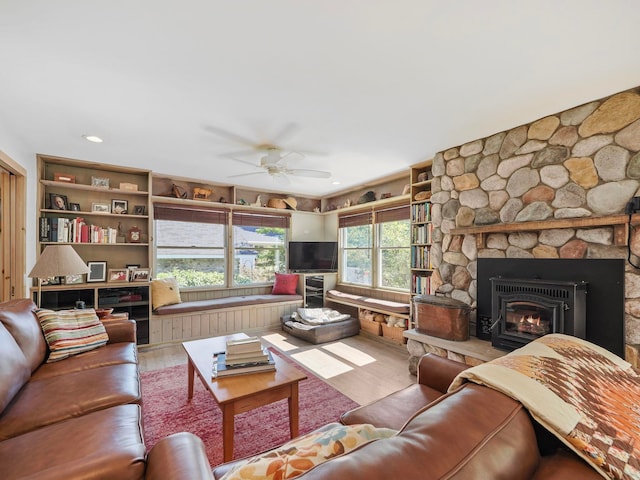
[28,245,91,307]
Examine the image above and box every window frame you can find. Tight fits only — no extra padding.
[153,204,292,289]
[338,202,410,291]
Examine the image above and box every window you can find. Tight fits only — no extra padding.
[376,205,411,290]
[339,203,410,290]
[339,212,372,286]
[154,204,228,287]
[232,211,289,285]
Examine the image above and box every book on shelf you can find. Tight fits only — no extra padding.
[212,351,276,378]
[225,336,263,355]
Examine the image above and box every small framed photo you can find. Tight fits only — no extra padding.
[49,193,68,210]
[69,202,81,211]
[54,173,76,183]
[133,205,146,215]
[41,276,61,286]
[131,268,150,282]
[87,261,107,282]
[92,202,110,213]
[108,268,129,283]
[111,199,128,214]
[64,274,84,285]
[91,176,110,188]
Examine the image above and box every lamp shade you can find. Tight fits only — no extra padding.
[28,245,91,279]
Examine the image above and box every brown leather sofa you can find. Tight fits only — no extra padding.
[0,298,210,480]
[212,354,602,479]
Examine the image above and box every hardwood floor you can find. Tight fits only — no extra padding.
[138,328,416,406]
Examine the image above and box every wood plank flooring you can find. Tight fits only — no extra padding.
[138,328,416,406]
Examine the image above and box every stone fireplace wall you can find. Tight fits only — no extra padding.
[427,86,640,348]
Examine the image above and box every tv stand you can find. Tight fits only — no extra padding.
[297,273,337,308]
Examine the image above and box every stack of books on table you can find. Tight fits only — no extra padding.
[213,336,276,378]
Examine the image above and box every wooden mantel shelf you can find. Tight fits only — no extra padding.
[450,214,640,248]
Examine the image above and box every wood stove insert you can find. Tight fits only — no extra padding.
[490,277,587,351]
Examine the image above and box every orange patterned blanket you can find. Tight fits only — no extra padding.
[449,334,640,480]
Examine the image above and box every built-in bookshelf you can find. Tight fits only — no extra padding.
[410,160,434,303]
[35,154,152,343]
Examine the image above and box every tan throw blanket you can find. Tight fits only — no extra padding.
[449,334,640,480]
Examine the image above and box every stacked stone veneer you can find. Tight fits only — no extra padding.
[407,86,640,368]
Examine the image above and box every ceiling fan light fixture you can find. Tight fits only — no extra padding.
[82,134,103,143]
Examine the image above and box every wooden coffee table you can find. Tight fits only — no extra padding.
[182,333,307,462]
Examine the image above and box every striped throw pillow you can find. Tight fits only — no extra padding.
[36,308,109,362]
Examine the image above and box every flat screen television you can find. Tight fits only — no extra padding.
[288,241,338,273]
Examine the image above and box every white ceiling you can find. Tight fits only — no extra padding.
[1,1,639,197]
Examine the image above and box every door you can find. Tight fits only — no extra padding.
[0,152,26,301]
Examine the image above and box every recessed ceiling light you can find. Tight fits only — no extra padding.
[332,180,341,185]
[82,135,103,143]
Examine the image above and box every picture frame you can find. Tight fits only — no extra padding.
[133,205,146,215]
[131,268,150,282]
[91,176,110,188]
[69,202,81,211]
[54,172,75,183]
[108,268,129,283]
[49,193,68,210]
[126,264,140,281]
[41,276,61,286]
[87,261,107,282]
[111,199,128,214]
[92,202,110,213]
[64,274,84,285]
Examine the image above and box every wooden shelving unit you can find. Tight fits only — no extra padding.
[35,154,153,343]
[410,159,434,325]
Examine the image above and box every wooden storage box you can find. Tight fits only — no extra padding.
[414,295,471,341]
[359,309,383,336]
[381,323,407,344]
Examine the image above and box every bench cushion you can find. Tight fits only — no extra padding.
[326,290,410,315]
[154,294,303,315]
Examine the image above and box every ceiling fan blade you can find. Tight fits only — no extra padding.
[225,156,261,168]
[227,171,268,179]
[288,169,331,179]
[204,125,257,147]
[278,151,304,164]
[272,172,291,185]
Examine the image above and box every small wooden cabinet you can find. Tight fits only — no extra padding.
[33,284,150,344]
[297,273,337,308]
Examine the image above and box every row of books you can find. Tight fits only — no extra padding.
[411,245,431,269]
[412,223,433,244]
[40,216,121,244]
[212,336,275,378]
[412,273,432,295]
[411,202,431,223]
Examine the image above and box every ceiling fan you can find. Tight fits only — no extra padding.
[204,124,331,183]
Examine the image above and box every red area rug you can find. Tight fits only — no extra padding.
[140,350,359,467]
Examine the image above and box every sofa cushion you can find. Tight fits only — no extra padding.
[151,277,182,309]
[296,384,540,480]
[31,342,138,380]
[220,422,396,480]
[0,298,46,371]
[0,404,146,480]
[272,272,298,295]
[0,323,31,412]
[0,363,141,440]
[35,308,109,362]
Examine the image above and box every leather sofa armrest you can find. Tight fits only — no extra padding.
[103,319,137,344]
[146,432,214,480]
[417,354,469,393]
